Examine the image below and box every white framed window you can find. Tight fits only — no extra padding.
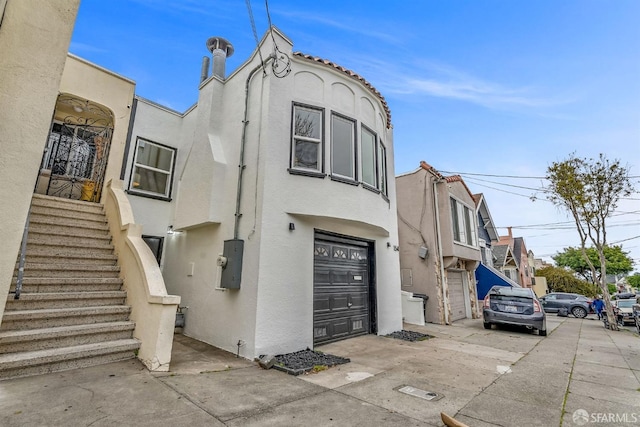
[331,113,356,181]
[450,197,477,246]
[379,142,388,196]
[360,125,378,189]
[291,104,324,173]
[129,138,176,200]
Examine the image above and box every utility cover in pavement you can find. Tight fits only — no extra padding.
[396,385,443,401]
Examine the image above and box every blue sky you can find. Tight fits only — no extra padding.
[70,0,640,271]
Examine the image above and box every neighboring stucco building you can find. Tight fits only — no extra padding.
[122,28,403,358]
[0,0,80,320]
[397,162,482,324]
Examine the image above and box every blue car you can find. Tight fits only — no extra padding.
[483,286,547,336]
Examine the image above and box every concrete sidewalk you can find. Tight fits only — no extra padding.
[0,317,638,426]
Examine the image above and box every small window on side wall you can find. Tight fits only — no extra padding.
[129,138,176,200]
[379,142,388,196]
[291,104,324,174]
[361,125,378,190]
[142,235,164,265]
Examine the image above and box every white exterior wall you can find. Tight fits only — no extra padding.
[0,0,80,319]
[124,99,185,237]
[128,29,402,358]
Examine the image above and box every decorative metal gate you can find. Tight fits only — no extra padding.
[40,95,113,202]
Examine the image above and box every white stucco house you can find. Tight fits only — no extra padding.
[122,28,403,359]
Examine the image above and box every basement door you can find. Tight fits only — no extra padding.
[447,270,467,322]
[313,232,373,345]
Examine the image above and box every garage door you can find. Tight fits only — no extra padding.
[448,270,467,322]
[313,233,372,345]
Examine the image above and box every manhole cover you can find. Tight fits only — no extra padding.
[396,385,443,401]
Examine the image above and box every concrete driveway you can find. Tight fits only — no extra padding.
[1,316,638,426]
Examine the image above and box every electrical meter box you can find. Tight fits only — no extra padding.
[219,239,244,289]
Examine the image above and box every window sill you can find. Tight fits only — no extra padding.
[330,175,359,186]
[288,168,326,179]
[362,183,380,194]
[126,189,172,202]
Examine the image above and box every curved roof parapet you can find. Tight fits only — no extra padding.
[293,52,392,129]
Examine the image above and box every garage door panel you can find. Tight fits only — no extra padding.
[314,235,371,345]
[448,271,467,322]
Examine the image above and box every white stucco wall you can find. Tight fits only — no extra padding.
[0,0,80,320]
[129,29,402,358]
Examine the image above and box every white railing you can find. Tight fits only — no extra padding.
[104,179,180,371]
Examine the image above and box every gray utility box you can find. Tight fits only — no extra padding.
[220,239,244,289]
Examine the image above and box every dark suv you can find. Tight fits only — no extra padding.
[483,286,546,336]
[538,292,592,318]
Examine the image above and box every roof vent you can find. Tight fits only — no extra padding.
[206,37,234,79]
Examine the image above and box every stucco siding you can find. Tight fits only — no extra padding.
[0,0,80,319]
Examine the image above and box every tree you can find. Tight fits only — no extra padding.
[545,153,635,330]
[537,266,598,297]
[552,245,633,284]
[627,273,640,289]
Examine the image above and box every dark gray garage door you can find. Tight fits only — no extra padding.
[447,270,467,322]
[313,233,372,345]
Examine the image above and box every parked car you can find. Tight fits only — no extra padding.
[633,302,640,334]
[613,299,636,325]
[538,292,592,318]
[483,286,547,336]
[612,292,638,300]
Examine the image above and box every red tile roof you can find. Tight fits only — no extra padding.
[293,52,392,129]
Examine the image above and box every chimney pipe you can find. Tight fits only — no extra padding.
[206,37,234,79]
[200,56,210,83]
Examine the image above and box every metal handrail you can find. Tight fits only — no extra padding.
[14,209,30,300]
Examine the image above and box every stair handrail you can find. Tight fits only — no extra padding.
[103,179,180,372]
[14,209,31,300]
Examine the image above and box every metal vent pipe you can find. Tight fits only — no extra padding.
[206,37,234,79]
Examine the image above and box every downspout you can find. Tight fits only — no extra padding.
[433,175,449,324]
[234,55,275,240]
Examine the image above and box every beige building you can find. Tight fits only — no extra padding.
[397,162,482,324]
[1,2,179,377]
[0,0,80,319]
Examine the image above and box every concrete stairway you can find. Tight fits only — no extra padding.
[0,194,140,379]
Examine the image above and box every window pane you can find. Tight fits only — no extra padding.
[294,139,319,169]
[379,143,387,195]
[294,107,321,139]
[132,166,169,195]
[332,115,354,178]
[464,206,473,245]
[361,127,376,187]
[136,142,173,172]
[451,198,460,241]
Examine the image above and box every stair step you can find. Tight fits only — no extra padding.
[1,306,131,331]
[30,204,107,222]
[0,322,135,354]
[6,291,127,310]
[29,215,109,231]
[0,339,140,379]
[31,194,105,214]
[28,222,110,238]
[27,230,111,247]
[24,243,115,259]
[13,263,120,279]
[24,253,118,266]
[10,277,123,294]
[27,238,113,252]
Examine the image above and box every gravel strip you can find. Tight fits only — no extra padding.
[385,330,433,342]
[269,349,350,376]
